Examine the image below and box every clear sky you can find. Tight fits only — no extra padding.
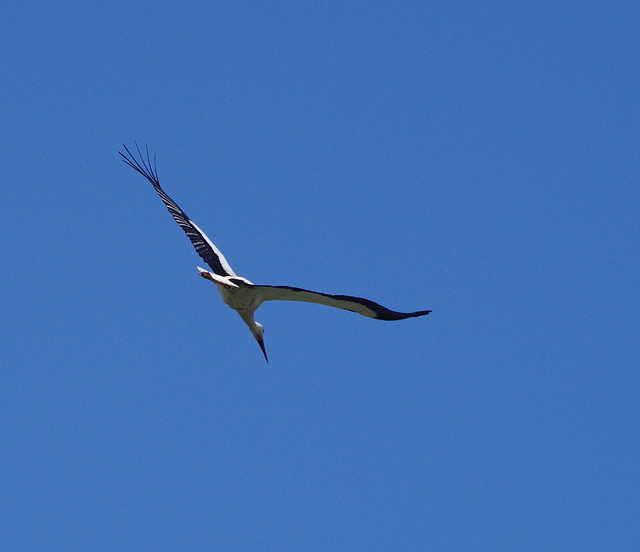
[2,1,638,550]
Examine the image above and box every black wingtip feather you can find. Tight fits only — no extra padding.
[119,142,160,186]
[374,309,432,321]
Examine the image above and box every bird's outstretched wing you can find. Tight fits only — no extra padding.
[251,284,431,320]
[120,143,236,277]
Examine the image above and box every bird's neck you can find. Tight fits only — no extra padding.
[237,309,259,334]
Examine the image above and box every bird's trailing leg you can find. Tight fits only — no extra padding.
[198,269,216,283]
[197,267,237,289]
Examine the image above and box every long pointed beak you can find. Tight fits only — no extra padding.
[255,335,269,363]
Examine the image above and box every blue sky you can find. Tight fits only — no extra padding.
[2,1,638,550]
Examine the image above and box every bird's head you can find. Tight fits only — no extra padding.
[253,322,268,363]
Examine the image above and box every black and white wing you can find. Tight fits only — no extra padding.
[120,143,236,277]
[252,284,431,320]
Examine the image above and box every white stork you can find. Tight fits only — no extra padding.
[120,144,431,362]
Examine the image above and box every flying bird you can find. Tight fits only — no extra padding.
[120,144,431,362]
